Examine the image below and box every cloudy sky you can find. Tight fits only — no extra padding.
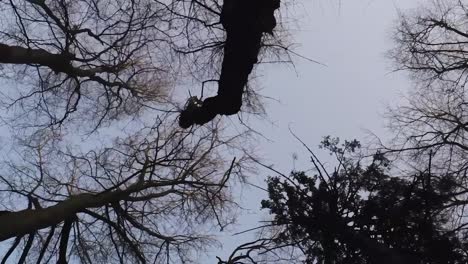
[207,0,421,261]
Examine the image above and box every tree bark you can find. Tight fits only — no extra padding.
[0,43,72,73]
[0,190,125,241]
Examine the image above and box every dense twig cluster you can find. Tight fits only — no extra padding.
[0,0,278,263]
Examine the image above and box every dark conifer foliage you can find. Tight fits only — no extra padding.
[220,138,468,264]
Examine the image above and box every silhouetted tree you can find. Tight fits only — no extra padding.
[219,138,468,264]
[384,1,468,253]
[178,0,281,128]
[0,116,256,263]
[0,0,285,132]
[388,0,468,167]
[0,0,286,262]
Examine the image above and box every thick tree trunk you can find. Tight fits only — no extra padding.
[0,43,72,73]
[178,0,281,128]
[0,179,186,241]
[0,190,125,241]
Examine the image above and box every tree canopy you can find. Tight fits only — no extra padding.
[0,0,286,263]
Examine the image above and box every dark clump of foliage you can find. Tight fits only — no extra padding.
[221,138,468,264]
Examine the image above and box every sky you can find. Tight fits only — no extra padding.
[207,0,420,262]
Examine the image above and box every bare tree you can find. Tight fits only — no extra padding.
[0,0,286,262]
[0,0,286,133]
[387,0,468,175]
[379,0,468,257]
[0,0,177,131]
[0,116,252,263]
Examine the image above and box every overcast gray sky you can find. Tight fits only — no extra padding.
[207,0,420,262]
